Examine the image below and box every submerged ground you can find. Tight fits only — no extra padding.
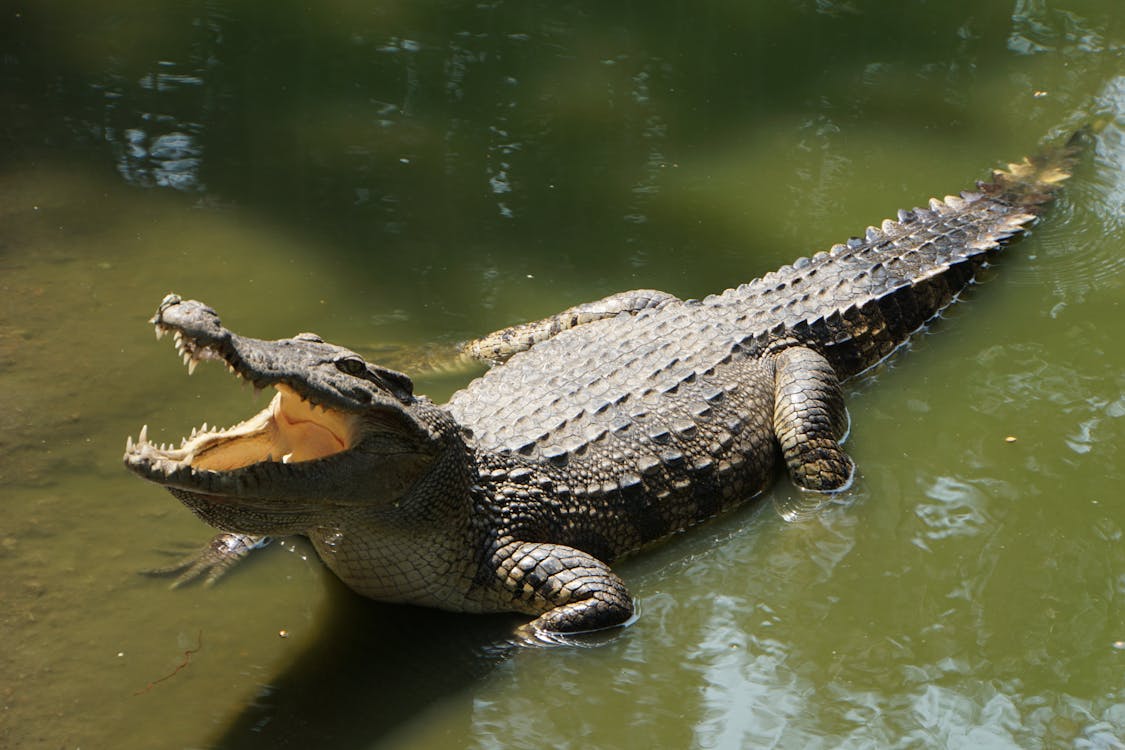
[2,2,1123,748]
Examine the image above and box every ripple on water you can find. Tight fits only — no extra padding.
[970,342,1124,473]
[911,475,993,550]
[905,686,1022,749]
[1007,77,1125,301]
[972,342,1100,413]
[771,488,853,525]
[690,602,809,749]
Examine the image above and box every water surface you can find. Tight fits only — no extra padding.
[2,2,1123,748]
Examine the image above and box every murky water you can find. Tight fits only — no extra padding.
[2,2,1123,748]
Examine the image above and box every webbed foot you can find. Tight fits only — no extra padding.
[144,533,271,588]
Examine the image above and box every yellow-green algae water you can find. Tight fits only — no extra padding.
[2,2,1123,748]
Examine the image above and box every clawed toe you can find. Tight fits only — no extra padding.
[142,533,271,588]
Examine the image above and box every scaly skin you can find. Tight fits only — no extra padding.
[124,131,1087,638]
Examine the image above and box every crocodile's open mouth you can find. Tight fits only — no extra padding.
[123,324,360,487]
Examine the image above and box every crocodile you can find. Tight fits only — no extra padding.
[124,132,1086,639]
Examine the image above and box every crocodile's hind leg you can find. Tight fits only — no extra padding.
[772,346,854,492]
[490,541,634,640]
[463,289,678,364]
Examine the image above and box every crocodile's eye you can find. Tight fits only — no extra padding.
[336,357,367,376]
[294,332,324,343]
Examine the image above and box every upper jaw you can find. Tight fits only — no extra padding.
[150,293,385,413]
[151,293,230,377]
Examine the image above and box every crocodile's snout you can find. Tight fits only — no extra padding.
[151,294,227,345]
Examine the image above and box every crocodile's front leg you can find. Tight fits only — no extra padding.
[490,541,634,638]
[772,346,855,492]
[146,532,272,587]
[463,289,679,364]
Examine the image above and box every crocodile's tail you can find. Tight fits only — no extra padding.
[979,126,1090,212]
[718,128,1092,380]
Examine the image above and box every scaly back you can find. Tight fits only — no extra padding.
[709,131,1088,378]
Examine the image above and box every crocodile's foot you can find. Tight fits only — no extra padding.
[491,541,636,643]
[144,533,271,588]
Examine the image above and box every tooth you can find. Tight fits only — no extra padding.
[126,435,134,451]
[187,358,198,375]
[139,425,148,444]
[282,453,293,464]
[200,422,208,432]
[154,327,164,341]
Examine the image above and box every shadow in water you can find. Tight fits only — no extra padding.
[211,576,518,749]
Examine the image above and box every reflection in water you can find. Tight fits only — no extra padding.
[1009,0,1113,57]
[785,115,850,243]
[623,61,671,228]
[913,475,993,546]
[908,685,1020,747]
[119,126,203,190]
[90,11,223,193]
[1008,0,1059,56]
[1093,77,1125,232]
[691,600,806,749]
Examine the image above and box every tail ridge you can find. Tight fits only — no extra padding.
[981,126,1091,211]
[713,126,1093,379]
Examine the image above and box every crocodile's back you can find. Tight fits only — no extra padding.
[449,301,757,456]
[448,133,1085,459]
[454,304,782,557]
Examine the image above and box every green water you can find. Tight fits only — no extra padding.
[2,2,1123,748]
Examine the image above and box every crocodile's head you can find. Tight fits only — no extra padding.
[123,294,444,536]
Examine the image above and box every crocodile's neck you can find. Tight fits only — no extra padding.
[308,402,484,608]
